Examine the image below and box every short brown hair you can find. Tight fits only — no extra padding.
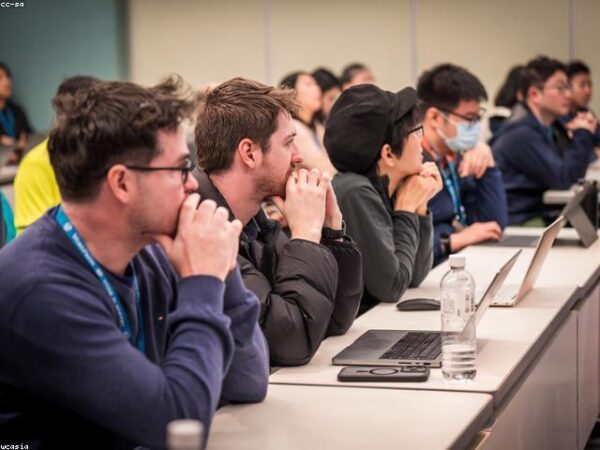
[48,76,195,201]
[195,77,298,174]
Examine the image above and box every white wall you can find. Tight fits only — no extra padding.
[128,0,600,113]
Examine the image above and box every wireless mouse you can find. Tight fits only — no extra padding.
[396,297,441,311]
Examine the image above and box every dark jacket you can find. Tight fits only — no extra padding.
[423,152,508,266]
[332,172,433,308]
[492,104,595,224]
[195,170,363,367]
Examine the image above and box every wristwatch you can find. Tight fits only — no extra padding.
[322,220,346,240]
[440,233,451,256]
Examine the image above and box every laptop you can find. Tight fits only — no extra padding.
[482,181,597,248]
[491,216,564,307]
[332,250,522,368]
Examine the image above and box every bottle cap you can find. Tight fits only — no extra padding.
[167,419,203,450]
[448,254,466,269]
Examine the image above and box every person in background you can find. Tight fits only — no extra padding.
[312,67,341,122]
[417,64,508,265]
[280,71,331,172]
[563,60,600,158]
[195,77,363,366]
[492,56,597,225]
[325,84,442,312]
[340,62,375,90]
[0,62,32,164]
[0,77,268,448]
[481,64,527,141]
[14,75,99,234]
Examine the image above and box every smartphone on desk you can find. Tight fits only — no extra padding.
[337,366,430,382]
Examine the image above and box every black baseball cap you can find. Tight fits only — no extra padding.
[324,84,418,173]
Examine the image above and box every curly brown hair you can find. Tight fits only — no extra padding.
[195,77,298,174]
[48,75,195,201]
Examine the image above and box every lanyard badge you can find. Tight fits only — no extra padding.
[55,206,146,352]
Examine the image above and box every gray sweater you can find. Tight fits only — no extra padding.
[333,172,433,305]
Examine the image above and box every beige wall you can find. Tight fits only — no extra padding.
[129,0,600,113]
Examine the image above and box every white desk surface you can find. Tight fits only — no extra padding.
[270,227,599,407]
[208,384,493,450]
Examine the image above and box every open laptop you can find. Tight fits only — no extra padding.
[332,250,522,368]
[481,181,597,248]
[491,216,564,307]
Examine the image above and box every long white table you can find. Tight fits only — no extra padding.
[208,385,493,450]
[214,227,599,449]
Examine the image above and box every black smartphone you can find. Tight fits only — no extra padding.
[337,366,430,382]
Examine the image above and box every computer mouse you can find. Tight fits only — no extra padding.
[396,297,441,311]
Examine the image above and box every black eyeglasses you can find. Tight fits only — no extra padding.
[435,105,486,125]
[126,159,195,184]
[408,125,424,138]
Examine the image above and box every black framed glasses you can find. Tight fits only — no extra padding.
[408,124,424,138]
[126,159,195,184]
[435,105,486,125]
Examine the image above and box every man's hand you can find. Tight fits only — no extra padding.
[269,168,327,243]
[458,142,495,178]
[567,111,598,134]
[0,135,15,146]
[450,221,502,252]
[152,193,243,280]
[323,173,343,230]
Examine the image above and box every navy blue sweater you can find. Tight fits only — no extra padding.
[492,109,594,224]
[425,153,508,266]
[0,209,268,449]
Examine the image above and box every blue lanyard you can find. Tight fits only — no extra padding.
[438,158,467,227]
[0,106,15,138]
[55,206,146,352]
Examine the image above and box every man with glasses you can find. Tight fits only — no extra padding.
[492,56,597,225]
[0,77,269,448]
[417,64,508,265]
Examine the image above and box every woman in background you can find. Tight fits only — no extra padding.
[312,67,341,123]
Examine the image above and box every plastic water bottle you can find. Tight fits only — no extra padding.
[167,419,204,450]
[440,254,476,380]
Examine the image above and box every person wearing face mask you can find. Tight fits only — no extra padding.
[492,56,597,225]
[417,64,508,265]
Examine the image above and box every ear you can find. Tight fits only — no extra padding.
[425,107,443,129]
[236,137,260,169]
[527,85,541,104]
[105,164,134,204]
[378,143,396,168]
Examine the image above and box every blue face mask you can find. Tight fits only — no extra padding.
[439,121,481,153]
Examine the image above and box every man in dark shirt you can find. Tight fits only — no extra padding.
[0,77,268,449]
[492,56,597,224]
[194,78,363,366]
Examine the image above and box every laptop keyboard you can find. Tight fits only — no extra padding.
[380,331,441,361]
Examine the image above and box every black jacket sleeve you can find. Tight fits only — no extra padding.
[321,236,363,336]
[239,237,339,366]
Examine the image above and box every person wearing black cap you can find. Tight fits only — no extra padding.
[325,84,442,311]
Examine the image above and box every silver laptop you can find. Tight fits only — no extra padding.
[491,217,564,307]
[332,250,522,368]
[0,145,15,169]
